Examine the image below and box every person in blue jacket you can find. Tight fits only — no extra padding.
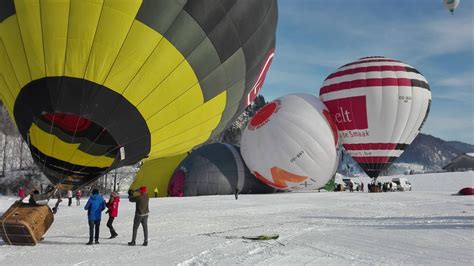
[84,189,106,245]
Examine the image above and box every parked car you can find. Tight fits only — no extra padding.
[392,177,412,191]
[342,178,361,191]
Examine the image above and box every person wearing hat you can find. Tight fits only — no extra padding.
[128,186,149,246]
[105,191,120,239]
[84,189,106,245]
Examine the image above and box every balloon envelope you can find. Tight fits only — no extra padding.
[319,56,431,179]
[171,143,276,197]
[444,0,460,13]
[241,94,339,190]
[0,0,278,189]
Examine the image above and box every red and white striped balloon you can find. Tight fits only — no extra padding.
[319,56,432,179]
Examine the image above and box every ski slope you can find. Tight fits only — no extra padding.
[0,171,473,265]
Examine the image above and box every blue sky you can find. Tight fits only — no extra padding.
[263,0,473,144]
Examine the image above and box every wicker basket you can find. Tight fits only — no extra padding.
[0,201,54,246]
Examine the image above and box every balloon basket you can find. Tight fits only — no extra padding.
[0,201,54,246]
[369,186,382,193]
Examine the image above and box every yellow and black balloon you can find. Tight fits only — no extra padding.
[0,0,278,190]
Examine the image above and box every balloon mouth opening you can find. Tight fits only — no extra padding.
[26,112,119,185]
[39,112,119,159]
[249,100,280,129]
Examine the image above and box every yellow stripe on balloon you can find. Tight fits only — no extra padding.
[29,124,115,168]
[0,16,31,87]
[15,0,46,80]
[64,0,103,78]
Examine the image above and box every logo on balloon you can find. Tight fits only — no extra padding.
[323,109,339,145]
[254,167,308,189]
[248,100,281,130]
[325,96,368,130]
[246,48,275,106]
[399,95,412,103]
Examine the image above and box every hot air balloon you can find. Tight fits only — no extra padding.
[240,94,339,190]
[444,0,460,14]
[319,56,431,182]
[0,0,278,190]
[130,153,188,198]
[168,143,276,197]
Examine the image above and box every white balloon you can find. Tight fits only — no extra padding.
[444,0,460,14]
[240,93,339,190]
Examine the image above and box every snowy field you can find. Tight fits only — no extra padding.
[0,171,473,265]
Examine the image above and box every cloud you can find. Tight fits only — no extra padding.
[431,71,474,104]
[435,72,473,88]
[277,2,473,65]
[422,114,474,144]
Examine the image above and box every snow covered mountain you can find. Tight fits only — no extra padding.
[397,133,474,171]
[338,133,474,175]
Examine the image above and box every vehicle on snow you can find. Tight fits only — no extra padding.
[392,177,412,191]
[342,178,361,191]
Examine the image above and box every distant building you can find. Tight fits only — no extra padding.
[443,153,474,172]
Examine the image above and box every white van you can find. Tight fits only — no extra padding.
[392,177,412,191]
[342,178,361,191]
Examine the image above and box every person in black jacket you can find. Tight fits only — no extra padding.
[128,186,149,246]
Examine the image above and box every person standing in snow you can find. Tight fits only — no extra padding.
[106,191,120,239]
[18,187,26,201]
[84,189,106,245]
[67,190,73,206]
[154,187,159,198]
[128,186,149,246]
[76,190,82,206]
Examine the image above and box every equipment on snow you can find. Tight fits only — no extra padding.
[0,201,54,245]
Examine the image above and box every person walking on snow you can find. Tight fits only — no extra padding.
[76,190,82,206]
[154,187,159,198]
[84,189,106,245]
[128,186,149,246]
[67,190,73,206]
[106,191,120,239]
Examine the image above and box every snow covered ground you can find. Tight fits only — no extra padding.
[0,171,473,265]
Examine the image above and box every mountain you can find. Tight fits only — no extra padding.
[397,133,474,170]
[445,140,474,154]
[338,133,474,175]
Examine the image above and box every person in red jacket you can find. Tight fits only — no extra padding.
[18,187,26,200]
[106,191,120,239]
[75,190,82,206]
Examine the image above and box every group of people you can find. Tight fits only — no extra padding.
[84,186,149,246]
[67,190,82,206]
[18,185,150,246]
[18,187,82,206]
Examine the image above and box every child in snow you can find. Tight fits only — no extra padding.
[106,191,120,239]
